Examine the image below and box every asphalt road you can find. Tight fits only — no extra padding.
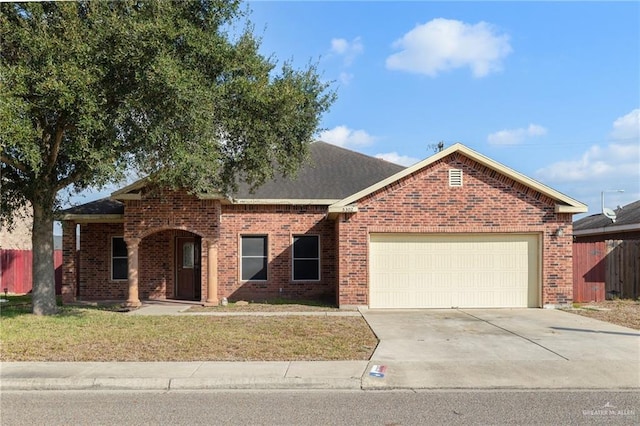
[2,389,638,425]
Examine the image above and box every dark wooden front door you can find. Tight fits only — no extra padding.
[176,237,201,300]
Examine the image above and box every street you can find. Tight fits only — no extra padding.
[2,389,638,425]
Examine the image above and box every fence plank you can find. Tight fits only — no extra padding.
[572,241,606,302]
[0,249,63,295]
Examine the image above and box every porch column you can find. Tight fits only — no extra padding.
[60,221,77,304]
[205,240,219,306]
[125,238,142,307]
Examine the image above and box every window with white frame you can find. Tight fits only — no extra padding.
[241,235,268,281]
[292,235,320,281]
[112,237,128,281]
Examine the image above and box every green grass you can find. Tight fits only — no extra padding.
[0,300,377,362]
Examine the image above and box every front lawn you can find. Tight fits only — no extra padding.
[0,299,377,362]
[564,299,640,330]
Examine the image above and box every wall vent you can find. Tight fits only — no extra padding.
[449,169,463,187]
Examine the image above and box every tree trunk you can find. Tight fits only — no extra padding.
[31,201,57,315]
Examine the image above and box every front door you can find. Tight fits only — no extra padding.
[176,237,201,300]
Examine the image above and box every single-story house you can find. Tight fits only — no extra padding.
[60,142,587,309]
[573,200,640,301]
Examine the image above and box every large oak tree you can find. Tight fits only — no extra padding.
[0,1,334,315]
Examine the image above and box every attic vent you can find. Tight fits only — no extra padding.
[449,169,463,187]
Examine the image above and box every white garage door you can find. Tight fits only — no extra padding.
[369,234,539,308]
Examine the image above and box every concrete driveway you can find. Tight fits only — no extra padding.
[360,309,640,389]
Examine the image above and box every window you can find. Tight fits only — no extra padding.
[182,241,195,268]
[112,237,128,281]
[241,236,267,281]
[293,235,320,281]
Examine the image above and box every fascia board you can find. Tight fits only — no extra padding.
[231,198,339,205]
[58,214,124,223]
[574,223,640,236]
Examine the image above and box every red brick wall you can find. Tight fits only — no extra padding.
[77,223,205,301]
[78,223,127,300]
[219,204,336,303]
[123,190,219,241]
[337,153,575,307]
[72,191,336,303]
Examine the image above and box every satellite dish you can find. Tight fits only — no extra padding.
[603,208,616,223]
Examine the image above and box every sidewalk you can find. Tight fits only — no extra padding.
[0,361,369,391]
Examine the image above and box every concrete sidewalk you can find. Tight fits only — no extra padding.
[0,361,369,391]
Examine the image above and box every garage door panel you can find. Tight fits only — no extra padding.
[369,234,539,309]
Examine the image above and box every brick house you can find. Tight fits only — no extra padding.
[60,142,587,308]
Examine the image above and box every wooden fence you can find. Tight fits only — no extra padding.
[573,240,640,302]
[0,249,62,295]
[605,240,640,300]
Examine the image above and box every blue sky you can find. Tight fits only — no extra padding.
[246,0,640,216]
[68,1,639,222]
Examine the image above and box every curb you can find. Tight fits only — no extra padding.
[1,377,362,391]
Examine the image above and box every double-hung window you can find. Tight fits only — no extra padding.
[292,235,320,281]
[112,237,128,281]
[241,236,268,281]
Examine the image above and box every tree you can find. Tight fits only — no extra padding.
[0,1,335,315]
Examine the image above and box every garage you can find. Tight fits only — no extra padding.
[369,233,540,308]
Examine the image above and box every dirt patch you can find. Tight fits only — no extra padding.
[564,299,640,330]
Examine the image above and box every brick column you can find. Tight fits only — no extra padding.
[205,239,219,306]
[61,221,77,303]
[125,238,141,307]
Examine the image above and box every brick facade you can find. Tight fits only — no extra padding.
[219,204,336,302]
[62,150,578,308]
[336,153,574,307]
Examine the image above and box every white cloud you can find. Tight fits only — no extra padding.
[386,18,512,78]
[487,124,548,145]
[375,152,421,167]
[330,37,363,66]
[536,110,639,206]
[318,125,376,147]
[610,108,640,141]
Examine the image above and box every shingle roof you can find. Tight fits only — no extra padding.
[61,142,405,216]
[573,199,640,231]
[231,141,406,200]
[60,197,124,216]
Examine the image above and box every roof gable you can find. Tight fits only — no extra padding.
[329,143,587,214]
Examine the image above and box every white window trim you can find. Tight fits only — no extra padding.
[240,235,268,282]
[292,235,321,282]
[111,236,128,281]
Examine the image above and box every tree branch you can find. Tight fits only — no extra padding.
[54,169,84,192]
[1,153,28,173]
[45,119,65,175]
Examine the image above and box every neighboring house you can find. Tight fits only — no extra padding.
[59,142,587,309]
[0,205,32,250]
[0,205,63,294]
[573,200,640,301]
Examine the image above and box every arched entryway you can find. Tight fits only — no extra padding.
[137,229,204,302]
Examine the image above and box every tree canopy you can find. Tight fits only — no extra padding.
[0,0,335,315]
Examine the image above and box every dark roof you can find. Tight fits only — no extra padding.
[60,142,405,216]
[61,198,124,216]
[574,199,640,231]
[231,141,405,200]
